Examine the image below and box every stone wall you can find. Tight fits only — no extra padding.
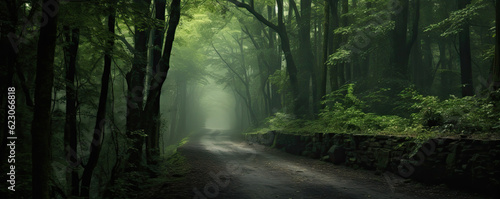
[245,131,500,193]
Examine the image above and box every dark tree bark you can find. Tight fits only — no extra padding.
[267,5,282,113]
[491,0,500,90]
[0,0,18,161]
[421,36,434,90]
[80,7,115,197]
[31,0,59,198]
[320,0,330,109]
[392,0,419,79]
[126,0,150,167]
[143,0,181,155]
[289,0,316,116]
[438,40,450,97]
[338,0,348,86]
[329,0,340,91]
[300,0,318,116]
[145,0,166,164]
[457,0,474,96]
[63,25,80,197]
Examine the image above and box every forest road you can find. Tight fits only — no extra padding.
[174,129,486,199]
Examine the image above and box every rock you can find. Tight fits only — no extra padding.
[328,145,346,165]
[321,155,330,161]
[302,150,313,157]
[374,149,390,170]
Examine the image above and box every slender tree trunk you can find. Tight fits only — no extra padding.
[177,78,187,137]
[31,0,58,198]
[457,0,474,96]
[438,40,449,98]
[80,7,114,197]
[267,5,282,113]
[168,90,179,144]
[491,0,500,90]
[329,0,340,91]
[338,0,348,86]
[320,0,330,109]
[242,26,272,117]
[421,36,434,90]
[63,25,80,197]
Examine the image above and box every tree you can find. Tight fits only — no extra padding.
[63,25,80,196]
[329,0,340,91]
[145,0,167,164]
[126,0,151,167]
[491,0,500,91]
[392,0,420,79]
[320,0,330,109]
[457,0,474,96]
[228,0,304,117]
[31,0,59,198]
[80,6,115,197]
[0,0,18,162]
[142,0,181,161]
[212,38,258,126]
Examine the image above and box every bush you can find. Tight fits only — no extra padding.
[256,85,499,136]
[400,87,500,134]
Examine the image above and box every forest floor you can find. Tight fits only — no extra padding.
[141,129,493,199]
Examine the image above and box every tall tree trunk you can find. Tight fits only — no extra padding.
[290,0,315,116]
[126,0,150,167]
[63,25,80,197]
[0,0,18,163]
[392,0,419,79]
[267,5,282,113]
[438,40,450,98]
[80,7,115,197]
[392,0,409,78]
[421,36,434,90]
[491,0,500,90]
[145,0,166,164]
[329,0,340,91]
[411,38,423,87]
[338,0,348,86]
[143,0,181,152]
[320,0,330,109]
[31,0,58,198]
[457,0,474,96]
[177,78,187,138]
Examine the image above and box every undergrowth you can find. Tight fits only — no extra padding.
[250,84,500,139]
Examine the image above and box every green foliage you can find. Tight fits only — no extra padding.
[322,84,366,110]
[255,84,500,137]
[269,69,289,94]
[424,0,488,37]
[400,87,500,134]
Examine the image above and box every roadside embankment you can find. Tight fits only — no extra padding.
[245,131,500,195]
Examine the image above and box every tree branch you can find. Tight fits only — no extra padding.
[212,43,248,87]
[227,0,279,31]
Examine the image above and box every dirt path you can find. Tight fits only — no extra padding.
[148,129,490,199]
